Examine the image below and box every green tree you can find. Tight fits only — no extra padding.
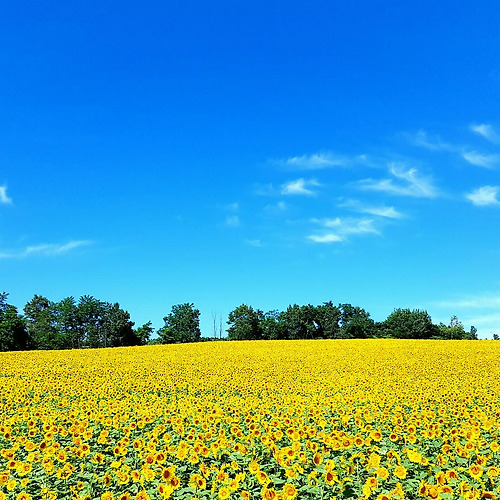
[314,302,341,339]
[135,321,154,345]
[227,304,263,340]
[77,295,107,348]
[466,325,478,340]
[438,316,465,340]
[279,304,319,339]
[54,296,81,349]
[23,295,62,349]
[338,303,375,339]
[261,310,286,340]
[102,302,138,347]
[158,303,201,343]
[383,308,439,339]
[0,293,28,351]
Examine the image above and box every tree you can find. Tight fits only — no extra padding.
[0,293,28,351]
[23,295,62,349]
[437,317,478,340]
[76,295,107,348]
[158,303,201,343]
[438,316,466,340]
[467,325,478,340]
[261,310,286,340]
[279,304,321,340]
[135,321,154,345]
[54,296,80,349]
[314,302,341,339]
[383,308,439,339]
[227,304,263,340]
[102,302,138,347]
[338,303,375,339]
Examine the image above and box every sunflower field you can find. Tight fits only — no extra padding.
[1,339,500,500]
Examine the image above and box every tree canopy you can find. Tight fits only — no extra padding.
[157,303,201,344]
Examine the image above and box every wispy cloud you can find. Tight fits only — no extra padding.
[245,239,263,247]
[470,123,500,144]
[281,178,321,196]
[465,186,500,206]
[253,183,275,196]
[358,164,438,198]
[280,152,346,169]
[339,199,404,219]
[262,201,288,216]
[307,217,379,244]
[408,130,453,152]
[361,206,403,218]
[434,292,500,337]
[274,152,369,170]
[461,151,500,169]
[307,233,343,243]
[408,128,500,169]
[0,240,92,259]
[0,185,12,204]
[435,293,500,309]
[225,215,240,227]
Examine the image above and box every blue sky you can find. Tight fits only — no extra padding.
[1,1,500,338]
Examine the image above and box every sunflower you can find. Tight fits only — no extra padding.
[282,483,298,500]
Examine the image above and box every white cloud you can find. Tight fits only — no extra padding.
[361,206,403,219]
[461,151,500,169]
[272,151,373,170]
[0,186,12,204]
[308,217,379,243]
[225,215,240,226]
[465,312,500,327]
[281,178,320,196]
[263,201,288,216]
[253,183,275,196]
[359,164,438,198]
[466,186,500,206]
[433,292,500,337]
[307,233,344,243]
[281,152,346,169]
[436,294,500,309]
[409,130,453,151]
[245,239,263,247]
[339,199,404,219]
[0,240,92,259]
[470,123,500,144]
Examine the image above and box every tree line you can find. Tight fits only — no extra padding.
[225,303,478,341]
[0,292,479,352]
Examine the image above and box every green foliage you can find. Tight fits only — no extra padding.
[338,303,375,339]
[0,289,484,351]
[261,310,285,340]
[102,302,137,347]
[55,296,81,348]
[227,304,264,340]
[0,292,28,351]
[158,303,201,343]
[383,308,439,339]
[135,321,154,345]
[314,302,341,338]
[22,294,140,350]
[437,316,478,340]
[23,294,62,349]
[279,304,319,339]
